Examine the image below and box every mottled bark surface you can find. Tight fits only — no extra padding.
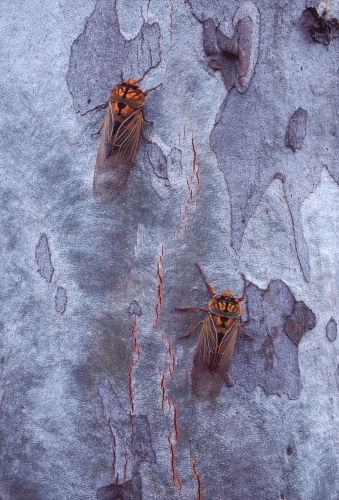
[1,0,339,499]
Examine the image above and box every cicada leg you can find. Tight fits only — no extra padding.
[195,263,216,296]
[238,324,254,340]
[178,320,204,339]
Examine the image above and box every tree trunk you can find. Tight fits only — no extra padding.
[2,0,339,498]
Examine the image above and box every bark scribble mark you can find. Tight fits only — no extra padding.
[166,339,175,380]
[190,443,203,500]
[55,286,67,314]
[170,0,174,45]
[191,135,200,189]
[326,317,337,342]
[167,398,182,493]
[152,244,165,331]
[128,316,140,417]
[285,108,308,152]
[159,369,166,413]
[36,233,54,283]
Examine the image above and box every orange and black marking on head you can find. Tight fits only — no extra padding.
[208,291,242,319]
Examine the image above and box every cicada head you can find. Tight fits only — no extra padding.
[208,290,242,318]
[123,78,140,88]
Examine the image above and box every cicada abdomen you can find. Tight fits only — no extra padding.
[93,78,155,201]
[177,264,253,399]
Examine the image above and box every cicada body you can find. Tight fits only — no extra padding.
[93,78,149,201]
[177,265,252,398]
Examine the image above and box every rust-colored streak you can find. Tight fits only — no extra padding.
[186,178,194,205]
[128,316,139,417]
[152,244,165,331]
[159,368,166,413]
[166,339,175,380]
[190,443,203,500]
[169,0,174,45]
[108,421,117,478]
[167,398,181,493]
[191,135,200,189]
[123,449,129,482]
[131,315,140,360]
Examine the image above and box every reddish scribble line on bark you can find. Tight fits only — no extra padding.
[183,179,194,237]
[191,135,200,189]
[152,244,165,331]
[167,398,182,493]
[159,369,166,413]
[123,449,129,482]
[166,339,175,380]
[190,443,203,500]
[186,178,194,204]
[170,0,174,45]
[128,316,139,417]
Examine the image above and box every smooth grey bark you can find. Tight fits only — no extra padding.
[1,0,339,499]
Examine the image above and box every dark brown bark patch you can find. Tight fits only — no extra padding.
[326,317,337,341]
[35,233,54,283]
[285,108,308,153]
[231,279,315,398]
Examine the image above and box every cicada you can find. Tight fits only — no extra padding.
[177,264,253,398]
[93,78,159,201]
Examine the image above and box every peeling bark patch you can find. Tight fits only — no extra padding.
[326,317,337,341]
[200,2,260,93]
[285,108,308,152]
[98,380,156,495]
[97,473,142,500]
[284,301,316,346]
[128,300,142,316]
[35,234,54,283]
[55,286,67,314]
[231,280,315,398]
[131,415,156,466]
[303,8,339,45]
[67,1,161,114]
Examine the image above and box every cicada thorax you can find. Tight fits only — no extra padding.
[206,292,242,374]
[110,78,146,124]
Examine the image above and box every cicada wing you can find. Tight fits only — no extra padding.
[209,319,239,398]
[93,106,143,201]
[192,313,218,398]
[93,103,114,197]
[192,314,239,399]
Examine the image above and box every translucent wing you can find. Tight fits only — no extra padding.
[192,313,239,399]
[93,103,144,201]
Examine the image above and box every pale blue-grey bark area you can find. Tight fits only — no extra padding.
[1,0,339,499]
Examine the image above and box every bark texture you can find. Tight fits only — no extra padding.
[1,0,339,498]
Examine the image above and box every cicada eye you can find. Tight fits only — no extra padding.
[127,78,139,87]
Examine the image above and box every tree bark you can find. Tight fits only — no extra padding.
[1,0,339,498]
